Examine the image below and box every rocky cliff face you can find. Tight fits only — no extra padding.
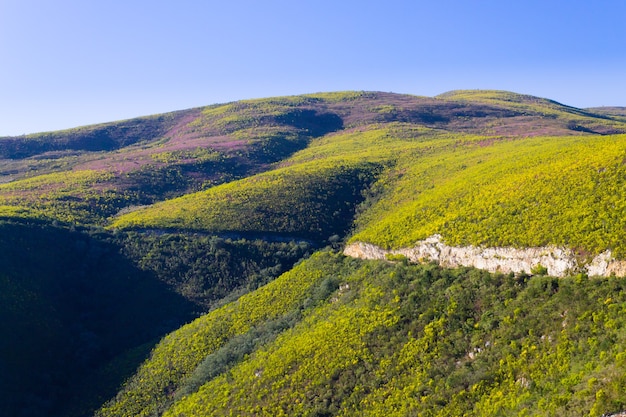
[344,235,626,277]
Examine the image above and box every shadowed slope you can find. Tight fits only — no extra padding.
[0,221,196,417]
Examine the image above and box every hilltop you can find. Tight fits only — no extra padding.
[4,90,625,234]
[3,90,626,416]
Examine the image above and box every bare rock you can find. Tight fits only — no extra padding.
[344,235,625,277]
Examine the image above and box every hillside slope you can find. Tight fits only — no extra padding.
[3,90,626,417]
[113,123,626,262]
[97,252,626,417]
[3,90,626,226]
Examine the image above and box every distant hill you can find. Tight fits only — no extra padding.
[3,90,626,416]
[586,106,626,122]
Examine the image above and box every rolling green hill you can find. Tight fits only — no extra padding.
[112,121,626,259]
[350,133,626,255]
[3,90,626,227]
[3,90,626,416]
[110,158,380,241]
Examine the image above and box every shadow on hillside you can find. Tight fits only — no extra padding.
[275,109,344,137]
[0,221,197,417]
[245,110,344,165]
[0,111,193,159]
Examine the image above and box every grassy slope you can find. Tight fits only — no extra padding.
[0,94,345,225]
[97,252,339,417]
[111,158,380,241]
[98,252,626,417]
[114,120,626,258]
[437,90,624,134]
[350,133,626,257]
[0,110,191,159]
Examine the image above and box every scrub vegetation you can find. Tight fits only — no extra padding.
[3,90,626,417]
[99,253,626,417]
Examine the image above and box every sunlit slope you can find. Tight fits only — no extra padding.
[0,95,346,226]
[0,170,131,224]
[5,90,626,417]
[587,106,626,123]
[96,252,340,417]
[113,122,626,257]
[350,133,626,257]
[437,90,626,135]
[109,124,472,239]
[99,252,626,417]
[110,157,380,240]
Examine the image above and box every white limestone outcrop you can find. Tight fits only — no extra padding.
[344,235,626,277]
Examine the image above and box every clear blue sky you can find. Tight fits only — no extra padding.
[1,0,624,136]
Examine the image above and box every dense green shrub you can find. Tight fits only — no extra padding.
[98,252,626,416]
[112,231,313,309]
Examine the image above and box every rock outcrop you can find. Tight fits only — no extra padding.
[344,235,626,277]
